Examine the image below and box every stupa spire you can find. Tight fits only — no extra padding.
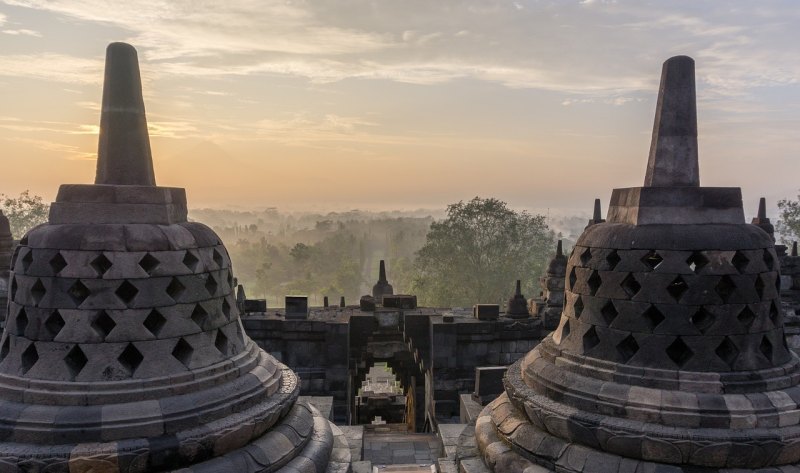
[378,259,387,282]
[95,42,155,186]
[758,197,767,219]
[644,55,699,187]
[556,239,563,257]
[592,198,602,221]
[586,198,605,228]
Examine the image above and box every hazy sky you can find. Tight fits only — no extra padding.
[0,1,798,215]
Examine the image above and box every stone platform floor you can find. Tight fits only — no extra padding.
[362,431,441,467]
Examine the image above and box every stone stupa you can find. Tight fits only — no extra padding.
[459,56,797,472]
[0,211,14,328]
[372,259,394,303]
[506,280,530,318]
[0,42,349,473]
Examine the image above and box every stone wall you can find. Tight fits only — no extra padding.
[241,307,546,430]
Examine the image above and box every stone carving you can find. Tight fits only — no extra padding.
[0,43,348,472]
[459,55,800,473]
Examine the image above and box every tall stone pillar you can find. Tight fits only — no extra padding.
[0,43,349,472]
[460,56,799,473]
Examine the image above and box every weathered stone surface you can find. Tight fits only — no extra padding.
[474,304,500,321]
[463,54,800,473]
[607,186,744,225]
[285,295,309,319]
[533,240,567,330]
[0,42,345,473]
[507,280,530,318]
[644,55,698,188]
[95,43,155,186]
[383,294,417,309]
[372,259,394,303]
[586,198,606,228]
[752,197,776,242]
[0,211,14,328]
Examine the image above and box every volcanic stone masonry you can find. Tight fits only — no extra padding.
[0,212,13,329]
[458,55,800,473]
[372,259,394,303]
[0,42,349,473]
[532,240,568,331]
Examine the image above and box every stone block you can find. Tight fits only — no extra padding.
[607,186,744,225]
[383,294,417,309]
[285,295,308,320]
[473,366,507,405]
[243,299,267,314]
[474,304,500,321]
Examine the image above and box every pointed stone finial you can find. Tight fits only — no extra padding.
[594,199,603,221]
[751,197,775,241]
[556,239,563,257]
[95,42,156,186]
[373,259,394,302]
[506,279,528,318]
[644,55,699,188]
[379,260,387,282]
[323,296,329,308]
[340,296,346,308]
[793,242,798,257]
[586,199,606,228]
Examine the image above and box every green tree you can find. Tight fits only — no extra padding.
[412,197,554,307]
[778,192,800,244]
[1,190,49,239]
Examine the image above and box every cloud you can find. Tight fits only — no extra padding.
[0,116,97,134]
[2,28,41,36]
[2,0,393,57]
[0,0,798,106]
[0,53,102,83]
[1,136,94,160]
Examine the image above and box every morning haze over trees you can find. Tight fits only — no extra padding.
[185,197,565,308]
[195,197,557,308]
[0,191,49,239]
[778,191,800,244]
[5,189,559,308]
[4,188,799,307]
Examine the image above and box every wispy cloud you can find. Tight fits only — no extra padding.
[0,53,102,83]
[1,136,94,160]
[2,28,40,36]
[1,0,798,102]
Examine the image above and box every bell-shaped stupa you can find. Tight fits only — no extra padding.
[0,211,13,327]
[460,56,797,472]
[0,43,349,472]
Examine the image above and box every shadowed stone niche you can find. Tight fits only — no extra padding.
[458,56,798,473]
[0,43,349,473]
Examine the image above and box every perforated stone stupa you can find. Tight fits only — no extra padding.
[459,56,797,473]
[0,43,348,472]
[0,211,13,327]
